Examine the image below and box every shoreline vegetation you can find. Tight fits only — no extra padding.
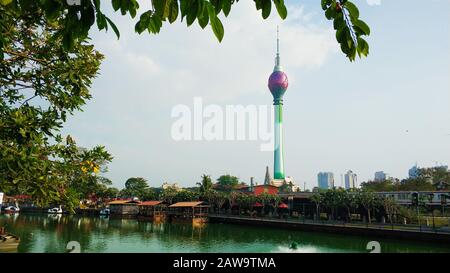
[3,172,450,234]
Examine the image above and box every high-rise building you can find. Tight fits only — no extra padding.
[344,170,357,189]
[408,164,420,178]
[268,27,288,180]
[318,172,334,189]
[374,171,387,181]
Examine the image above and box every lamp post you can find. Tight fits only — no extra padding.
[427,193,435,231]
[441,194,447,216]
[412,192,421,231]
[288,196,293,217]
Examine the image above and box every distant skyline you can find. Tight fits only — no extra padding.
[61,0,450,190]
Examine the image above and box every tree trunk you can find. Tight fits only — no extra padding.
[316,205,319,221]
[367,208,372,224]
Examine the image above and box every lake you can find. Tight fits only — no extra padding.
[1,213,449,253]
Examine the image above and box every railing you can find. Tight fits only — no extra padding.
[208,214,450,235]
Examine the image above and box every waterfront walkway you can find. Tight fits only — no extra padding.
[209,214,450,244]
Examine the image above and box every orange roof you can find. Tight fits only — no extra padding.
[108,200,140,205]
[138,201,164,206]
[169,201,204,208]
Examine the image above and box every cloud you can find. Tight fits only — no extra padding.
[366,0,382,6]
[92,1,337,104]
[66,1,339,187]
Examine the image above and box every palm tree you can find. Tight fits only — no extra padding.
[236,194,247,215]
[273,195,281,217]
[215,192,227,214]
[201,189,216,212]
[357,190,376,224]
[227,191,241,214]
[197,174,213,194]
[160,186,178,205]
[310,193,323,221]
[323,189,340,220]
[258,193,274,217]
[342,191,358,223]
[383,195,399,226]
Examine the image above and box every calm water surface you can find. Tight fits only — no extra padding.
[1,213,449,253]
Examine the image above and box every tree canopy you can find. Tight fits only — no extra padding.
[361,167,450,192]
[120,177,157,200]
[0,0,370,61]
[217,174,239,187]
[0,6,112,211]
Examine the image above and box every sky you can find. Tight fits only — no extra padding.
[61,0,450,190]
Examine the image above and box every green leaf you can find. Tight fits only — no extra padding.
[198,6,209,29]
[180,0,189,20]
[0,0,13,5]
[112,0,120,11]
[357,37,369,57]
[207,3,224,42]
[96,13,107,30]
[354,19,370,36]
[344,1,359,20]
[325,4,337,20]
[186,0,198,26]
[333,12,344,30]
[153,0,166,18]
[163,0,172,18]
[62,31,74,51]
[168,0,179,23]
[147,14,163,34]
[274,0,287,20]
[321,0,332,11]
[105,16,120,39]
[210,0,222,14]
[210,17,224,42]
[222,0,231,17]
[261,0,271,19]
[254,0,262,10]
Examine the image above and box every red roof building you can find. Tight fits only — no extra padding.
[239,185,279,196]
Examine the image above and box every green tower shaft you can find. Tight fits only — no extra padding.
[274,103,285,179]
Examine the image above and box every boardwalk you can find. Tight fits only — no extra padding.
[209,214,450,245]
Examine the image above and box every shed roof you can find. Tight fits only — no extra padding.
[108,200,140,205]
[138,201,164,206]
[169,201,204,208]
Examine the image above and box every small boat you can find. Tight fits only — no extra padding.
[48,205,63,214]
[289,241,298,250]
[0,227,20,252]
[3,206,20,214]
[99,208,110,216]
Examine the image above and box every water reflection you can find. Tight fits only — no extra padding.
[1,214,449,253]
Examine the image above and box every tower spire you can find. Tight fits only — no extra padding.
[274,26,282,72]
[277,26,280,56]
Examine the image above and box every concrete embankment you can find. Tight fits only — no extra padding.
[16,207,100,215]
[209,215,450,245]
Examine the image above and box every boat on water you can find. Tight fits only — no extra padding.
[99,208,110,216]
[0,227,20,252]
[3,206,20,214]
[48,205,63,214]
